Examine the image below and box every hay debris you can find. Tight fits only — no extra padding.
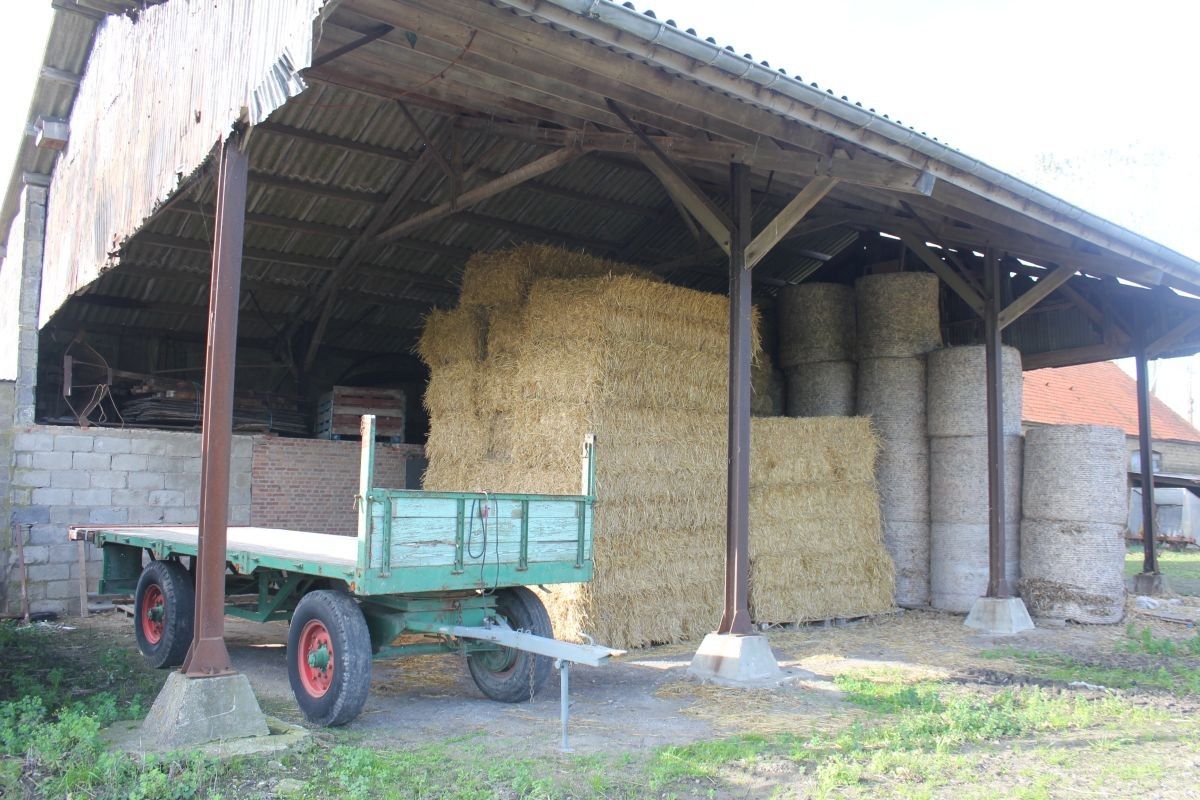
[855,272,942,358]
[1018,519,1126,624]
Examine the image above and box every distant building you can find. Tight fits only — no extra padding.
[1024,361,1200,539]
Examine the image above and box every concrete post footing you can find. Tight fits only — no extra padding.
[687,632,785,686]
[964,596,1035,635]
[1133,572,1170,596]
[140,671,269,749]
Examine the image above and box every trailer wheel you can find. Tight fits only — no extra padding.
[467,587,554,702]
[287,590,371,726]
[133,560,194,669]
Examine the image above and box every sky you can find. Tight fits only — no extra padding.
[0,1,1198,421]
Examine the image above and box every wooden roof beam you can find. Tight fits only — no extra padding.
[454,117,934,196]
[899,233,986,317]
[376,147,586,241]
[997,264,1076,330]
[745,177,840,269]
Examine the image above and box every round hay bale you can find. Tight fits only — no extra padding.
[927,345,1023,437]
[876,436,929,522]
[857,357,927,439]
[882,519,931,608]
[930,522,1020,613]
[929,435,1023,524]
[778,283,856,366]
[1022,425,1128,524]
[1018,520,1125,624]
[785,361,856,417]
[856,272,942,358]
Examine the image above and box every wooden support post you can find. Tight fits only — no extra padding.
[181,136,247,677]
[984,249,1009,598]
[718,162,753,636]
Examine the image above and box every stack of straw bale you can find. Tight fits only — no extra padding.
[926,345,1024,613]
[855,272,942,607]
[420,245,732,648]
[419,244,895,648]
[778,283,857,416]
[749,417,895,623]
[752,314,786,416]
[1019,425,1128,623]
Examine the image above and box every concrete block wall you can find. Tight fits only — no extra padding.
[250,437,424,536]
[5,425,252,615]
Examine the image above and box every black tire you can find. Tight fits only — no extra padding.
[287,590,372,727]
[133,560,194,669]
[467,587,554,702]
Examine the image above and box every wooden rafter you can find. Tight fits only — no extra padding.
[607,99,733,254]
[899,233,986,317]
[997,265,1076,330]
[395,101,459,185]
[745,177,839,269]
[453,118,935,196]
[312,23,394,68]
[301,149,439,370]
[1147,312,1200,358]
[375,147,586,241]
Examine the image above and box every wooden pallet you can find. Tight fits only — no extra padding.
[316,386,406,440]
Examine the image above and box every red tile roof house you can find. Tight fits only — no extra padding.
[1023,361,1200,474]
[1023,361,1200,538]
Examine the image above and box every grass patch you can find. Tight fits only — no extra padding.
[650,673,1150,796]
[1117,623,1200,656]
[983,645,1200,695]
[1125,546,1200,594]
[0,621,234,799]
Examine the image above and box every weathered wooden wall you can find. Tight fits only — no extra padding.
[39,0,331,327]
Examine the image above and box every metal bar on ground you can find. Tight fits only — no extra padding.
[77,539,88,617]
[411,621,624,667]
[558,660,572,753]
[984,248,1009,598]
[181,135,247,678]
[718,162,754,635]
[1136,337,1159,575]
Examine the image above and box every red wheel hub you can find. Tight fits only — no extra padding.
[298,619,335,698]
[141,584,165,645]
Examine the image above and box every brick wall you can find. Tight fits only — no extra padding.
[250,437,424,536]
[5,425,253,615]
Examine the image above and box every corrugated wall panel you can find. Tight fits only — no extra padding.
[40,0,330,327]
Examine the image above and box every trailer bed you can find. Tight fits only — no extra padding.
[72,525,358,567]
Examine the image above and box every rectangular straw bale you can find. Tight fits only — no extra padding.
[415,307,485,367]
[748,417,895,624]
[459,244,659,309]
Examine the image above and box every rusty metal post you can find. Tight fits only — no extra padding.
[984,249,1009,598]
[1135,339,1159,575]
[181,136,247,677]
[718,162,753,635]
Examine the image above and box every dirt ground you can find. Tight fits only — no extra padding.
[81,596,1200,757]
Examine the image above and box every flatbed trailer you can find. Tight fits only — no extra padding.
[70,419,620,734]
